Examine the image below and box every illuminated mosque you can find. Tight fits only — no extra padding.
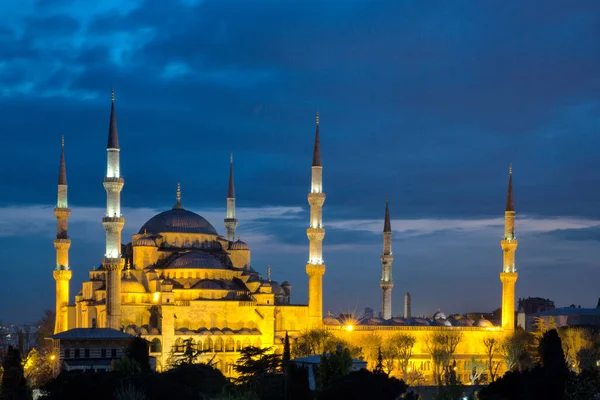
[51,93,517,379]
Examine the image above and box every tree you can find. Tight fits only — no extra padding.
[125,336,150,372]
[111,356,142,375]
[234,346,282,386]
[0,346,30,400]
[501,328,532,371]
[35,310,55,349]
[424,332,462,384]
[293,329,337,358]
[168,338,213,367]
[356,332,382,370]
[539,329,569,398]
[22,347,54,388]
[374,346,385,375]
[283,331,291,365]
[465,357,485,385]
[482,337,501,382]
[293,329,362,359]
[558,326,593,372]
[380,341,397,376]
[316,345,353,391]
[387,333,416,381]
[318,369,407,400]
[435,361,464,400]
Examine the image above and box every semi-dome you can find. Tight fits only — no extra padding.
[121,274,147,293]
[166,252,225,269]
[138,197,217,235]
[133,236,156,247]
[230,238,248,250]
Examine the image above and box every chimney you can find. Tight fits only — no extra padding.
[404,292,412,319]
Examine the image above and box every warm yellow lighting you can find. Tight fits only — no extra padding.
[153,292,160,303]
[50,355,56,361]
[345,324,354,332]
[407,366,412,372]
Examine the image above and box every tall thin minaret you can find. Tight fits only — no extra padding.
[53,136,72,334]
[381,197,394,320]
[404,292,412,319]
[500,164,518,330]
[103,89,125,330]
[306,112,326,328]
[224,154,238,242]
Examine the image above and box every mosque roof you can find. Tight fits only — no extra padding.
[121,274,147,293]
[139,207,217,235]
[164,252,225,269]
[230,238,248,250]
[133,236,157,247]
[49,328,133,340]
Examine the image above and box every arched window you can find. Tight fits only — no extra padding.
[150,338,162,353]
[236,340,242,352]
[205,338,213,352]
[225,338,235,352]
[215,338,224,352]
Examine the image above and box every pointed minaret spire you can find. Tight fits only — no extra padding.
[58,135,67,186]
[228,153,235,198]
[107,89,119,149]
[506,164,514,212]
[173,182,184,210]
[312,112,322,167]
[384,195,391,233]
[267,265,271,282]
[225,154,238,241]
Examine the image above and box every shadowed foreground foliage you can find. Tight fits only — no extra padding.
[40,363,228,400]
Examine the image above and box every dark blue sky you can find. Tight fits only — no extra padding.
[1,0,600,323]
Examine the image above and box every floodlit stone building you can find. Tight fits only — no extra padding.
[52,93,518,381]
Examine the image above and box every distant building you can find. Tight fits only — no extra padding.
[49,328,135,373]
[363,307,374,319]
[518,297,555,314]
[527,301,600,330]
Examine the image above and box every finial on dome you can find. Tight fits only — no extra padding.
[237,236,241,241]
[267,265,271,282]
[173,182,184,210]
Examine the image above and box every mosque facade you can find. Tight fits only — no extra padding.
[52,94,516,381]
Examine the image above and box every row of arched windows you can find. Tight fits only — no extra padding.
[171,337,261,353]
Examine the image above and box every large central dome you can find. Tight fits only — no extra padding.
[139,199,218,235]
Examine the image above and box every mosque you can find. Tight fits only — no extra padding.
[51,93,516,380]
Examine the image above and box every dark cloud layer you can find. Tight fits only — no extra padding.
[1,0,599,322]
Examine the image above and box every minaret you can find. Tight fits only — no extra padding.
[381,196,394,320]
[404,292,412,319]
[306,112,326,328]
[103,89,125,330]
[224,154,238,242]
[53,136,72,334]
[500,164,518,330]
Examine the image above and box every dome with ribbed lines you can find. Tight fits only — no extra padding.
[166,252,224,269]
[139,208,218,235]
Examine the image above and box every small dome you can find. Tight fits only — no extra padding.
[134,236,156,247]
[475,317,494,327]
[192,279,226,290]
[121,274,147,293]
[323,317,341,326]
[281,281,291,287]
[230,238,248,250]
[433,311,447,320]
